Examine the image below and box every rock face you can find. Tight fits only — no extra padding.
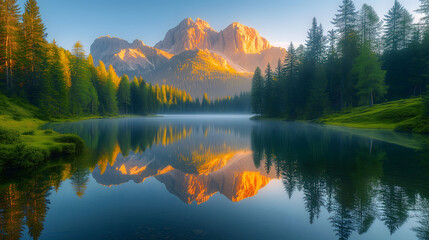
[155,19,286,72]
[90,36,173,76]
[154,18,218,54]
[90,18,286,98]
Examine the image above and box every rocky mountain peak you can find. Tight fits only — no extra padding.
[218,22,271,54]
[132,39,145,48]
[154,17,218,54]
[90,18,286,98]
[195,18,212,30]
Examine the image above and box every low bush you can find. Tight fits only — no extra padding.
[0,127,21,144]
[0,143,47,168]
[44,129,54,134]
[22,130,35,135]
[55,134,84,153]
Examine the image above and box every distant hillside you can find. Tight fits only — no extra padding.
[90,18,286,98]
[145,49,251,98]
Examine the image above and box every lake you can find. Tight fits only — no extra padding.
[1,115,429,240]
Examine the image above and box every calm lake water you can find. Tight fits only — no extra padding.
[2,115,429,240]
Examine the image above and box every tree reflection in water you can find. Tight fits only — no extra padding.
[251,122,429,240]
[1,118,429,240]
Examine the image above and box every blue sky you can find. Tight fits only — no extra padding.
[17,0,421,53]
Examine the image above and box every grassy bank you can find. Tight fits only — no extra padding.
[318,98,429,133]
[252,98,429,134]
[0,94,84,169]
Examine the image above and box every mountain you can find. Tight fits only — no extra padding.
[90,36,173,76]
[155,19,286,72]
[146,49,251,98]
[90,18,286,98]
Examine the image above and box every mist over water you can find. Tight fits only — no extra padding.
[1,115,429,240]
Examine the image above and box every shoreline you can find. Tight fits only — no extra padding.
[251,98,429,134]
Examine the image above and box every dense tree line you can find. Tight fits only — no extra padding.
[252,0,429,119]
[159,91,251,113]
[0,0,250,119]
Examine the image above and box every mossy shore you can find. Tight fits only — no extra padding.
[318,98,429,133]
[252,98,429,134]
[0,95,84,169]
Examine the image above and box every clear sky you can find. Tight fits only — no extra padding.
[17,0,421,53]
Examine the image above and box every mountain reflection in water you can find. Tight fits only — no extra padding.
[1,115,429,240]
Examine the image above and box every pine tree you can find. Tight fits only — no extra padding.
[117,75,130,114]
[0,0,20,92]
[303,18,328,118]
[104,68,118,115]
[201,92,211,111]
[19,0,47,103]
[417,0,429,28]
[353,44,387,106]
[69,41,92,115]
[398,8,413,49]
[273,59,283,116]
[326,29,342,110]
[359,4,382,51]
[251,67,264,114]
[282,43,300,118]
[383,1,404,52]
[130,77,139,115]
[306,66,328,119]
[332,0,359,109]
[263,63,274,116]
[332,0,358,51]
[306,18,325,64]
[41,41,69,117]
[139,78,148,114]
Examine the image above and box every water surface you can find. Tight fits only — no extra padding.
[2,115,429,240]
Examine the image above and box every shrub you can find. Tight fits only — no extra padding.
[44,129,54,134]
[55,134,84,153]
[12,144,47,167]
[61,143,76,154]
[0,127,21,144]
[22,130,35,135]
[0,143,47,168]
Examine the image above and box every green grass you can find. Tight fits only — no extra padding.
[318,98,425,131]
[0,94,84,169]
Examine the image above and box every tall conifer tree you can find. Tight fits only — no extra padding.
[19,0,47,102]
[251,67,264,114]
[0,0,20,92]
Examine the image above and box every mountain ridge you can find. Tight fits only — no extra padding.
[90,18,286,98]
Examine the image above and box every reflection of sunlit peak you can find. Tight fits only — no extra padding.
[157,165,174,175]
[156,152,277,205]
[98,158,108,175]
[231,171,270,202]
[129,166,147,175]
[117,164,128,175]
[110,143,121,166]
[97,143,122,175]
